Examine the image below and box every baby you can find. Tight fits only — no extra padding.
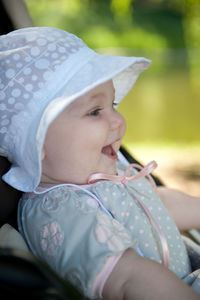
[1,27,200,300]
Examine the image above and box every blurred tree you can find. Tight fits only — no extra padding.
[129,0,200,93]
[163,0,200,92]
[111,0,133,17]
[183,0,200,93]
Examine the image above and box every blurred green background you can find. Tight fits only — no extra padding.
[25,0,200,147]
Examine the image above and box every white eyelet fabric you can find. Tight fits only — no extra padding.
[0,27,151,192]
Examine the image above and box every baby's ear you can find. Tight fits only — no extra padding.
[41,149,46,161]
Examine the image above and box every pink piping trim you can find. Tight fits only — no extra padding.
[91,253,123,299]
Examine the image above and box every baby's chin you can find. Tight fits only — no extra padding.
[107,162,118,175]
[97,164,118,176]
[86,164,119,184]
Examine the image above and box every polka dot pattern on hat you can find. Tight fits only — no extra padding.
[0,27,84,137]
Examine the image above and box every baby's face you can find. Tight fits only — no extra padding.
[41,80,126,185]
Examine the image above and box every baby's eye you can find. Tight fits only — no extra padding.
[88,108,102,116]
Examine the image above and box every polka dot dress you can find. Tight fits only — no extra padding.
[88,163,192,279]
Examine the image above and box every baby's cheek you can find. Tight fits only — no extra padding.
[90,123,109,146]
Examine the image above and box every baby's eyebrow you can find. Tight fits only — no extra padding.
[90,92,106,100]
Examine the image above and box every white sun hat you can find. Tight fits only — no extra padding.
[0,27,151,192]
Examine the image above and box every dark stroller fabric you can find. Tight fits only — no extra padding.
[0,156,21,229]
[0,247,85,299]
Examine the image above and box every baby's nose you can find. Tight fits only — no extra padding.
[110,111,126,130]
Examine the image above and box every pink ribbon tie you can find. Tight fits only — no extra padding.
[88,160,158,186]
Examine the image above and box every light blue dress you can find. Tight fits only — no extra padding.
[18,163,200,299]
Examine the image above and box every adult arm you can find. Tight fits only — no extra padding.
[103,248,199,300]
[157,186,200,231]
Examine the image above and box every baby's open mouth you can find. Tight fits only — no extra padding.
[101,144,117,160]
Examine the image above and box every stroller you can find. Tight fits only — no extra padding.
[0,145,200,299]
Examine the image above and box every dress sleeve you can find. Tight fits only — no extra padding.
[18,187,138,299]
